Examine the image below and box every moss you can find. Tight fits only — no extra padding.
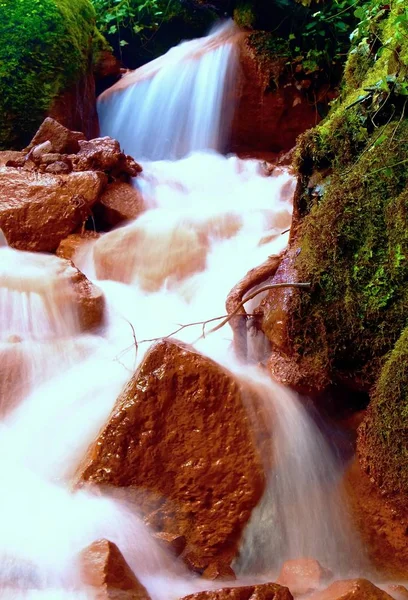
[288,1,408,390]
[233,0,257,28]
[358,326,408,506]
[0,0,101,149]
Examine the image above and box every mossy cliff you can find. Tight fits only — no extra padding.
[0,0,105,149]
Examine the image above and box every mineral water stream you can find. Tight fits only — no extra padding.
[0,21,365,599]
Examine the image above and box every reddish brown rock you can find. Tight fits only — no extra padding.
[385,585,408,600]
[202,563,236,581]
[73,137,142,178]
[25,117,86,154]
[306,579,395,600]
[180,582,293,600]
[230,37,324,155]
[153,532,186,557]
[57,232,100,262]
[95,182,145,227]
[69,263,105,331]
[80,539,150,599]
[277,559,332,596]
[0,167,106,252]
[0,151,25,167]
[343,460,408,579]
[78,339,267,570]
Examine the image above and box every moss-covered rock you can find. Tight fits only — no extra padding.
[283,0,408,390]
[0,0,102,149]
[358,327,408,509]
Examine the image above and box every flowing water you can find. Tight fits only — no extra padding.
[0,20,367,599]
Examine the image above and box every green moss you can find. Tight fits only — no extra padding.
[0,0,100,149]
[288,1,408,390]
[233,0,257,28]
[358,326,408,505]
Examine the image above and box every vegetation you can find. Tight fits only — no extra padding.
[0,0,99,149]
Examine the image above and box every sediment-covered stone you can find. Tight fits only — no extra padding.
[179,582,292,600]
[0,167,105,252]
[277,558,332,596]
[80,539,150,599]
[78,339,267,570]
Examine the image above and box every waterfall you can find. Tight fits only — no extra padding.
[97,21,241,160]
[0,20,367,599]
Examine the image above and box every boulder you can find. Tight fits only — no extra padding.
[343,460,408,579]
[95,182,145,227]
[179,582,293,600]
[78,339,267,571]
[72,137,142,179]
[25,117,86,154]
[0,167,105,252]
[152,533,186,557]
[69,263,105,332]
[306,579,395,600]
[79,539,150,599]
[277,559,332,596]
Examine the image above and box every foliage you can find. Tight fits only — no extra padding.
[0,0,98,149]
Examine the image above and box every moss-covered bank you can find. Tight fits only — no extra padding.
[0,0,104,149]
[272,0,408,502]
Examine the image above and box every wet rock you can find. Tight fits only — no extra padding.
[385,585,408,600]
[26,141,53,163]
[78,339,267,570]
[153,532,186,557]
[80,539,150,599]
[343,459,408,579]
[45,160,72,174]
[72,137,142,179]
[95,182,145,227]
[202,563,236,581]
[69,263,105,332]
[306,579,395,600]
[277,558,332,596]
[56,231,101,262]
[179,582,293,600]
[0,167,106,252]
[25,117,86,154]
[0,151,25,167]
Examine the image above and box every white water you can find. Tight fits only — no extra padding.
[0,21,365,599]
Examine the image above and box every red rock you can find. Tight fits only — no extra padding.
[230,37,324,155]
[80,539,150,599]
[73,137,142,178]
[384,585,408,600]
[0,151,25,167]
[152,532,186,557]
[56,232,100,262]
[78,339,267,570]
[95,182,145,227]
[277,558,332,596]
[306,579,395,600]
[69,262,105,332]
[343,460,408,579]
[25,117,86,154]
[180,582,293,600]
[0,167,106,252]
[202,563,236,581]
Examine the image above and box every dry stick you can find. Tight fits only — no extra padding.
[115,282,311,363]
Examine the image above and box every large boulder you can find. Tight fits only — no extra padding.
[94,182,145,228]
[79,539,151,599]
[0,0,101,149]
[277,559,332,596]
[0,167,105,252]
[180,583,293,600]
[78,339,268,572]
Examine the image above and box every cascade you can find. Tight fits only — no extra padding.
[0,20,369,599]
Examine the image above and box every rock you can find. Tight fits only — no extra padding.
[79,539,150,599]
[230,36,323,155]
[69,263,105,332]
[343,459,408,579]
[95,182,145,227]
[26,141,53,163]
[306,579,395,600]
[179,582,293,600]
[0,167,106,252]
[56,231,101,262]
[0,151,25,167]
[202,563,236,581]
[152,533,186,557]
[385,586,408,600]
[73,137,142,178]
[78,339,267,571]
[25,117,86,154]
[277,559,332,596]
[45,161,72,174]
